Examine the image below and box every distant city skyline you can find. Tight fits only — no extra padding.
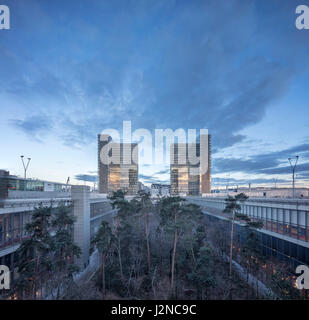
[1,0,309,189]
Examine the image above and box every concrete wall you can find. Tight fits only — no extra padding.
[90,200,116,237]
[72,186,90,269]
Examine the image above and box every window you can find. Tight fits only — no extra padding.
[284,224,290,236]
[3,214,12,246]
[22,212,31,238]
[278,223,284,235]
[13,213,21,243]
[290,225,298,239]
[272,221,278,232]
[266,221,272,230]
[298,227,306,242]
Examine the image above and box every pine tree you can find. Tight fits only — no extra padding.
[159,196,183,297]
[181,203,204,266]
[241,225,264,298]
[159,197,202,297]
[109,190,134,279]
[188,244,216,299]
[15,203,53,299]
[224,193,248,278]
[51,203,81,299]
[136,190,153,275]
[92,220,113,297]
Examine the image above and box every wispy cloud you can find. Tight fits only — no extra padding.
[10,115,53,142]
[75,174,98,183]
[213,143,309,175]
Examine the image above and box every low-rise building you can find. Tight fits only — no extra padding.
[0,173,117,282]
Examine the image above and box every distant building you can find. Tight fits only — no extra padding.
[170,134,211,196]
[151,183,171,197]
[138,181,151,194]
[210,187,309,199]
[0,170,69,202]
[98,134,138,195]
[161,185,170,196]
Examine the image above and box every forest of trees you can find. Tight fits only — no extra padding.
[0,191,306,300]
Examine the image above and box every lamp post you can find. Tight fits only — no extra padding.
[288,156,299,199]
[20,155,31,179]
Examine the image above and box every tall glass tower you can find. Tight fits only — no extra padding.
[170,134,211,195]
[98,134,138,195]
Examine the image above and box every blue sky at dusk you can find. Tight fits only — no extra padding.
[0,0,309,188]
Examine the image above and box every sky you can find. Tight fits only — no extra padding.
[0,0,309,188]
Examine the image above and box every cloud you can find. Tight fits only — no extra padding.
[3,0,300,151]
[155,169,170,175]
[10,115,53,142]
[74,174,98,183]
[297,172,309,181]
[213,143,309,175]
[259,163,309,175]
[2,0,309,186]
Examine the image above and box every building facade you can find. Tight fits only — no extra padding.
[0,182,117,281]
[187,196,309,268]
[98,134,138,195]
[170,134,211,196]
[150,183,171,197]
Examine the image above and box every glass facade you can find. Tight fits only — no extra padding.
[108,166,121,192]
[170,137,211,195]
[244,205,309,243]
[205,213,309,269]
[106,143,138,195]
[108,165,138,195]
[0,205,70,250]
[0,211,32,249]
[5,178,66,192]
[171,144,199,195]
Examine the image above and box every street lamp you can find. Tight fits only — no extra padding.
[20,155,31,180]
[288,156,299,199]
